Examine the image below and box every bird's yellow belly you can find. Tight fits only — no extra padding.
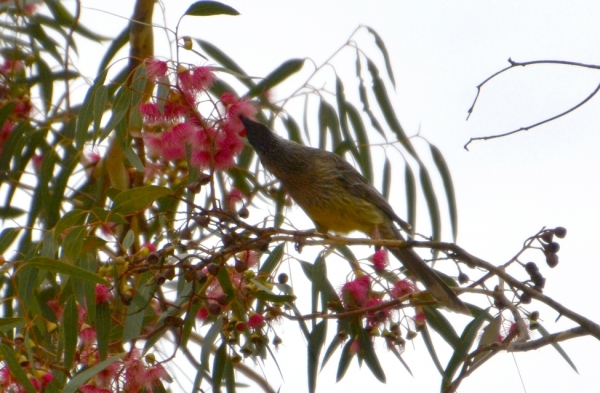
[301,196,386,235]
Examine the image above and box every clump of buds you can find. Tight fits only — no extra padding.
[538,227,566,268]
[524,262,545,292]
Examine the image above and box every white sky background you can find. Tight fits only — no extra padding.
[65,1,600,392]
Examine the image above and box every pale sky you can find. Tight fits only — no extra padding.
[69,1,600,392]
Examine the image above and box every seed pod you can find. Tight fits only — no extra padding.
[519,292,532,304]
[553,226,567,238]
[214,294,229,306]
[184,269,196,282]
[192,215,210,227]
[458,272,469,285]
[154,273,167,286]
[164,267,175,280]
[529,311,539,321]
[546,253,559,268]
[195,270,208,284]
[206,263,220,276]
[238,206,250,219]
[540,231,554,243]
[207,302,221,315]
[544,242,560,254]
[234,258,248,273]
[146,252,160,265]
[278,273,289,284]
[532,273,546,289]
[186,181,202,194]
[525,262,539,276]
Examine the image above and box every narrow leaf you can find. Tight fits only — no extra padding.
[423,305,460,349]
[185,1,240,16]
[366,27,396,87]
[358,327,386,382]
[443,311,487,389]
[96,302,110,360]
[252,291,296,303]
[367,59,416,156]
[61,226,86,262]
[247,59,305,98]
[201,316,224,371]
[318,99,342,151]
[23,257,108,285]
[382,157,391,200]
[430,142,458,241]
[35,56,53,114]
[345,102,373,182]
[537,323,579,373]
[217,266,235,302]
[0,343,36,393]
[0,227,21,254]
[420,323,444,375]
[0,317,25,332]
[123,272,153,342]
[63,354,125,393]
[308,320,327,393]
[473,314,501,364]
[355,54,385,137]
[404,164,417,234]
[212,342,228,393]
[258,243,285,275]
[63,296,78,370]
[420,166,441,247]
[321,334,345,370]
[196,40,248,83]
[54,209,87,238]
[336,339,354,382]
[111,185,173,215]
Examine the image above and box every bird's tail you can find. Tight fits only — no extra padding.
[383,225,471,315]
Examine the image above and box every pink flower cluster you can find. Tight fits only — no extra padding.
[340,275,419,329]
[140,59,257,171]
[78,349,171,393]
[0,365,53,393]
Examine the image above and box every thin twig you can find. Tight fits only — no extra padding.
[465,58,600,150]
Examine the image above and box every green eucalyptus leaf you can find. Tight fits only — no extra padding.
[423,305,460,349]
[537,323,579,373]
[258,243,285,275]
[430,142,458,241]
[0,227,21,254]
[212,342,228,393]
[185,1,240,16]
[23,257,108,285]
[201,316,224,371]
[366,26,396,87]
[336,338,354,382]
[0,343,36,393]
[308,320,327,393]
[247,59,305,98]
[63,354,126,393]
[420,166,442,249]
[404,164,417,235]
[111,186,173,215]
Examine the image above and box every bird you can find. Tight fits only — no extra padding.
[240,115,470,315]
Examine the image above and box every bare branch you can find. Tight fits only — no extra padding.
[418,240,600,340]
[465,58,600,150]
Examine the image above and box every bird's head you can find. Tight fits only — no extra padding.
[239,115,277,155]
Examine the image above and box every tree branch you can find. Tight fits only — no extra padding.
[464,58,600,150]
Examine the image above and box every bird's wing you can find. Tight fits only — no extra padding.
[329,154,412,233]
